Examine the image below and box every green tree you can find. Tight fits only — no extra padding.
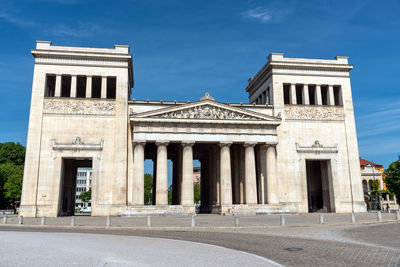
[194,182,201,204]
[144,173,153,205]
[0,163,24,209]
[0,142,26,209]
[384,160,400,200]
[79,189,92,203]
[0,142,26,166]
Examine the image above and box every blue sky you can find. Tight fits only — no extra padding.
[0,0,399,168]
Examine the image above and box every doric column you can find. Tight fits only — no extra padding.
[55,74,61,97]
[181,141,194,206]
[156,141,168,205]
[101,76,107,99]
[266,145,279,204]
[70,75,77,97]
[244,142,257,204]
[303,84,310,105]
[85,76,92,98]
[289,84,297,105]
[132,141,145,205]
[258,146,267,204]
[328,85,335,105]
[316,84,322,105]
[219,142,232,205]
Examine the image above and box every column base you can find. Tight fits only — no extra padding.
[211,204,296,215]
[123,205,195,216]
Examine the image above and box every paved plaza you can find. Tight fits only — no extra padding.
[1,213,399,266]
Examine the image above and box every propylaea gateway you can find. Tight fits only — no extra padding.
[19,41,366,217]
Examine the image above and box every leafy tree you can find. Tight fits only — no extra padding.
[144,173,153,205]
[384,160,400,200]
[194,182,201,204]
[0,163,24,209]
[0,142,26,166]
[79,189,91,203]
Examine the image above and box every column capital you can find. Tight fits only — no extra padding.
[243,142,257,148]
[219,142,232,148]
[132,140,146,146]
[181,141,195,147]
[155,141,169,147]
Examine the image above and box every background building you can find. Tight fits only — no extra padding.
[75,167,92,209]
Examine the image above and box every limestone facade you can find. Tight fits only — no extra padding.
[20,41,366,217]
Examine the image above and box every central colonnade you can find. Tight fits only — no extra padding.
[131,140,278,213]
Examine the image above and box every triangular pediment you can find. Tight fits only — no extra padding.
[131,99,280,122]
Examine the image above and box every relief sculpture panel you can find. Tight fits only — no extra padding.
[284,106,344,121]
[43,98,115,115]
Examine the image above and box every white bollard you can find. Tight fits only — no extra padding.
[106,216,111,227]
[396,210,399,220]
[18,215,23,225]
[41,216,46,226]
[280,215,285,226]
[319,214,324,224]
[70,216,75,227]
[377,211,382,222]
[351,213,356,223]
[147,216,152,227]
[234,215,239,227]
[2,215,7,224]
[191,215,196,227]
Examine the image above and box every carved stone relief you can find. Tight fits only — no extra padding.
[284,106,343,120]
[296,140,338,154]
[149,104,261,120]
[52,136,103,151]
[43,98,115,115]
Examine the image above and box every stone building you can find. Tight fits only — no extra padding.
[20,41,366,217]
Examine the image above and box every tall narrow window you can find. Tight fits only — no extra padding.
[106,77,116,99]
[92,76,101,98]
[308,85,316,105]
[61,75,71,97]
[45,75,56,97]
[283,84,290,104]
[296,84,303,105]
[76,76,87,98]
[333,86,342,106]
[321,85,328,105]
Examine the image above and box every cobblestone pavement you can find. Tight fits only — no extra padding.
[1,213,399,266]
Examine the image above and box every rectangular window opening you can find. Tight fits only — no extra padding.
[333,86,342,106]
[296,84,303,105]
[106,77,116,99]
[308,85,316,105]
[61,75,71,97]
[45,75,56,97]
[321,85,328,105]
[91,76,102,98]
[283,84,290,104]
[76,76,87,98]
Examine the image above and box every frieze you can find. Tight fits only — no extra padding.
[284,106,343,120]
[52,136,103,151]
[43,98,115,115]
[149,104,261,120]
[296,140,338,154]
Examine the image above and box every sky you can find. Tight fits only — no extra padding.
[0,0,399,169]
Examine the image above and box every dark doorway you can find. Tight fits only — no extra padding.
[306,160,334,212]
[59,158,92,216]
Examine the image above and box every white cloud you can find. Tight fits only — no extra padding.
[0,10,38,28]
[241,7,272,23]
[241,6,293,24]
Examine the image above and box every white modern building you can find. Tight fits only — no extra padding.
[20,41,366,217]
[75,167,92,209]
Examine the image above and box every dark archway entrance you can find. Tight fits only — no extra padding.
[59,158,92,216]
[306,160,334,212]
